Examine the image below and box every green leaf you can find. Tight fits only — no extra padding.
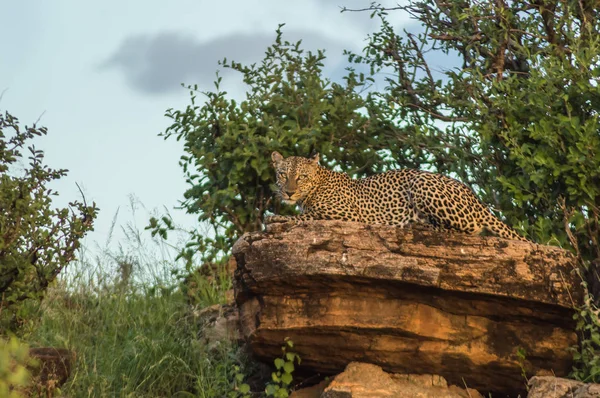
[283,361,294,373]
[265,384,277,396]
[274,358,285,370]
[239,383,250,394]
[281,372,293,385]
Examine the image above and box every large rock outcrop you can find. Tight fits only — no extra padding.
[233,220,583,395]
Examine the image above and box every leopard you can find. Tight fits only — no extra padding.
[266,151,528,241]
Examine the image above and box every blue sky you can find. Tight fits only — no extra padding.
[0,0,413,251]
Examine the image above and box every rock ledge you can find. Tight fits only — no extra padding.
[233,221,583,395]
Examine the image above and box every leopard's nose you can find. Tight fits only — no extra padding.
[285,190,295,196]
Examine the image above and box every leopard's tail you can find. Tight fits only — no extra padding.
[479,211,530,242]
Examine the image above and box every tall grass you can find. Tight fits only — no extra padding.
[19,203,246,397]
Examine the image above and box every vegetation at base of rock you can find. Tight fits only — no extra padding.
[183,258,234,308]
[571,285,600,383]
[265,338,300,398]
[15,215,249,397]
[228,365,251,398]
[0,337,34,398]
[0,111,98,333]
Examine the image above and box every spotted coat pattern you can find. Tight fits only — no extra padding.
[268,152,528,241]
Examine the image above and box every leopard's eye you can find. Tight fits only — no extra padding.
[297,174,308,181]
[278,172,287,179]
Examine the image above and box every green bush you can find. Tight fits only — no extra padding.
[0,336,34,397]
[346,1,599,261]
[22,214,249,397]
[159,0,600,383]
[151,25,399,262]
[0,111,98,332]
[158,8,599,267]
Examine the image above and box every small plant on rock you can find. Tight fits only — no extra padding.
[265,338,301,398]
[571,286,600,383]
[228,365,251,398]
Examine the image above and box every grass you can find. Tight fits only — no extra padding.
[16,205,248,397]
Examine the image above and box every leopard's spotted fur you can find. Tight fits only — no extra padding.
[268,152,528,241]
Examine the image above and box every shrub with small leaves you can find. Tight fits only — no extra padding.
[228,365,251,398]
[0,337,35,397]
[571,284,600,383]
[0,111,98,332]
[153,25,394,262]
[265,338,300,398]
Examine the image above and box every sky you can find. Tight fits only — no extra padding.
[0,0,417,254]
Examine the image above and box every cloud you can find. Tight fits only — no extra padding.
[102,30,351,95]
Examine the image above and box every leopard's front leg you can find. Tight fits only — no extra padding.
[264,212,318,224]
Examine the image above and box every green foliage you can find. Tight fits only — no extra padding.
[346,1,599,258]
[21,215,248,397]
[228,365,251,398]
[183,259,233,308]
[265,338,300,398]
[160,2,600,384]
[0,337,34,397]
[346,1,600,379]
[155,25,400,261]
[0,111,98,332]
[515,346,529,385]
[571,284,600,383]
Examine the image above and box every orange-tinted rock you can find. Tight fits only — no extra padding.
[233,221,583,396]
[290,379,330,398]
[528,376,600,397]
[28,347,74,394]
[321,362,482,398]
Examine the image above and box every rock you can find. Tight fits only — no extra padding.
[233,220,583,396]
[320,362,482,398]
[194,303,241,349]
[528,376,600,397]
[290,379,331,398]
[28,347,74,394]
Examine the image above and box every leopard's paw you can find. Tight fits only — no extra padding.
[264,215,293,224]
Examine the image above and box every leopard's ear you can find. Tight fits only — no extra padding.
[310,152,320,164]
[271,151,284,165]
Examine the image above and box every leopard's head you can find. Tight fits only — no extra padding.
[271,151,321,205]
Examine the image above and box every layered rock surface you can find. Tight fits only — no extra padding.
[527,376,600,397]
[233,220,583,395]
[290,362,482,398]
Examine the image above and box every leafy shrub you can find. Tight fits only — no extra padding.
[152,25,397,261]
[22,214,248,397]
[571,283,600,382]
[0,111,98,332]
[0,337,34,397]
[160,0,600,382]
[346,1,600,264]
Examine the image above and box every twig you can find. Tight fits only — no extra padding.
[0,88,8,104]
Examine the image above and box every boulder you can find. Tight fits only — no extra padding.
[528,376,600,398]
[321,362,482,398]
[233,221,583,395]
[28,347,74,395]
[289,363,481,398]
[194,303,241,349]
